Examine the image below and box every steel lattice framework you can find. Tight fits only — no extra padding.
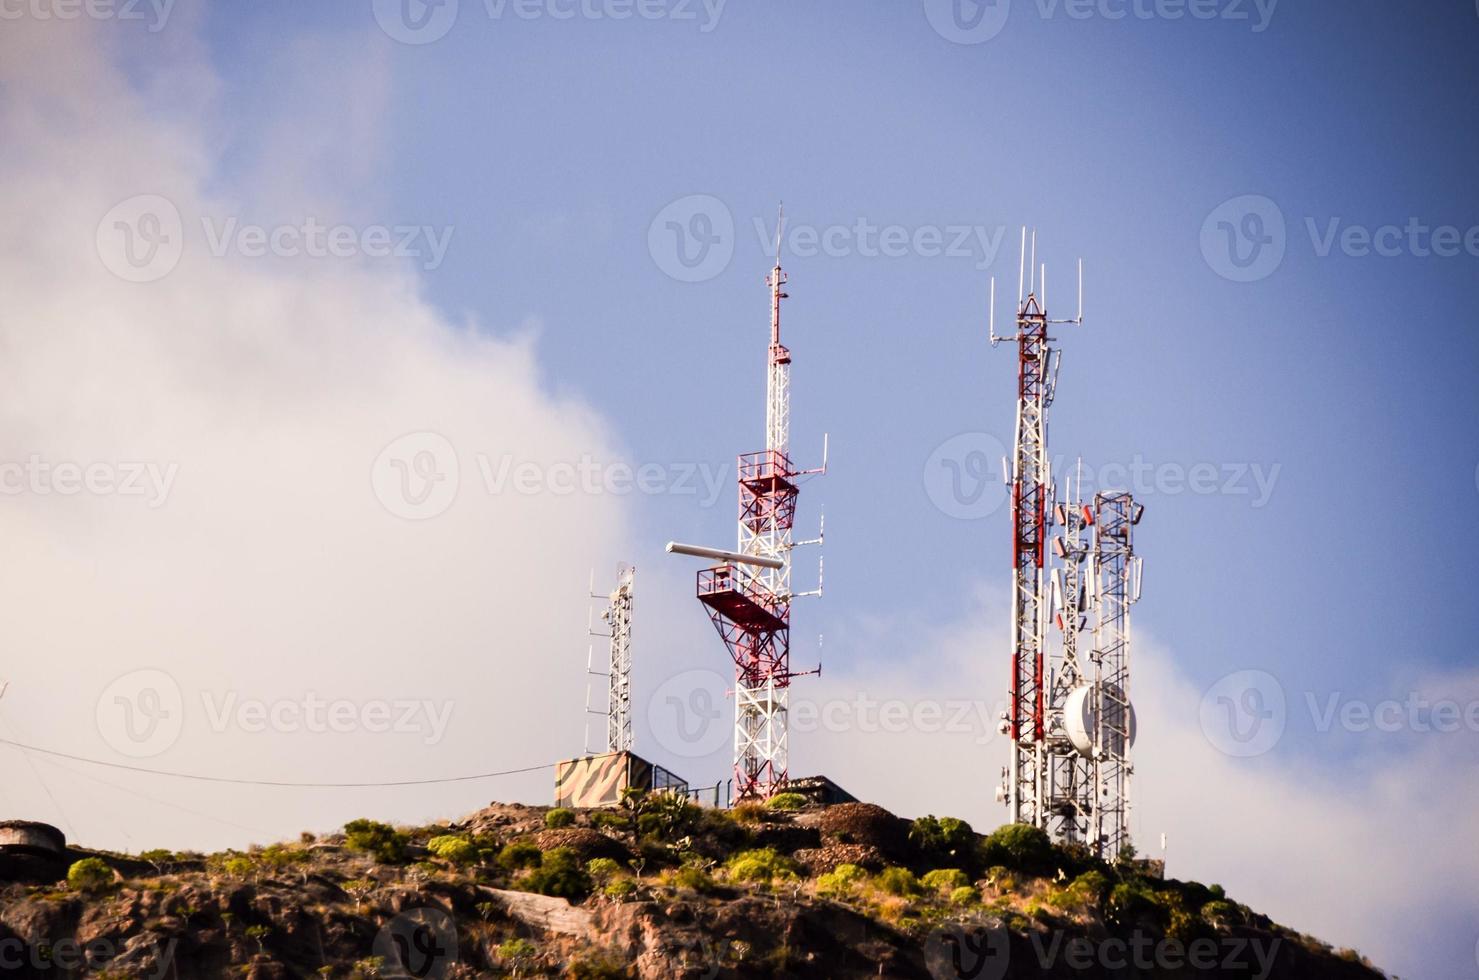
[603,565,635,753]
[1084,491,1140,858]
[586,564,635,754]
[1003,289,1055,828]
[990,234,1142,859]
[690,243,823,802]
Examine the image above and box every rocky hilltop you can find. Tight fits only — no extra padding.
[0,796,1387,978]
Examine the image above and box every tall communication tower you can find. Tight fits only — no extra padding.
[1074,490,1142,858]
[668,209,825,801]
[585,565,635,754]
[989,230,1142,858]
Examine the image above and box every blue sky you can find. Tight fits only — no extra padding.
[207,0,1479,725]
[2,2,1478,975]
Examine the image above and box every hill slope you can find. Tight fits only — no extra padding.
[0,797,1387,979]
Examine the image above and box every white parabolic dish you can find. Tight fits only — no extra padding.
[1064,683,1137,758]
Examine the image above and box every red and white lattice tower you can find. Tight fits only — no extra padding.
[990,229,1077,830]
[670,213,824,801]
[989,231,1142,859]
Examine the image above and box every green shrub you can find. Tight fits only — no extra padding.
[1050,869,1110,912]
[605,877,637,899]
[670,865,717,893]
[426,835,477,865]
[1107,880,1158,928]
[1202,899,1239,928]
[343,819,409,864]
[729,802,767,824]
[949,885,980,906]
[544,807,575,829]
[725,848,800,884]
[979,823,1053,875]
[496,938,538,969]
[920,868,971,894]
[497,842,543,871]
[817,862,868,897]
[67,858,113,893]
[633,792,700,841]
[877,866,922,897]
[590,811,627,831]
[257,844,309,873]
[523,846,591,900]
[765,792,807,811]
[567,954,629,979]
[910,815,976,864]
[585,857,621,881]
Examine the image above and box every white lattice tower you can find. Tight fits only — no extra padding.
[1088,491,1140,858]
[603,565,635,753]
[730,254,795,799]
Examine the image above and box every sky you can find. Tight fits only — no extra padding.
[1,1,1477,976]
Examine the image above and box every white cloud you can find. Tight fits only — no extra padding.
[0,17,628,852]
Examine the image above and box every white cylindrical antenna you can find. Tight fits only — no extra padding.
[1017,226,1026,306]
[774,202,785,266]
[1077,258,1084,323]
[989,276,997,342]
[1042,264,1047,313]
[821,432,829,472]
[1030,228,1037,294]
[1000,455,1010,486]
[665,541,784,569]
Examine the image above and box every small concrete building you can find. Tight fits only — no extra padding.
[0,820,67,881]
